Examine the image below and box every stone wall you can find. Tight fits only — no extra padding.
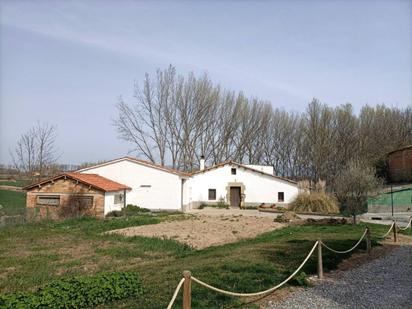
[26,178,105,218]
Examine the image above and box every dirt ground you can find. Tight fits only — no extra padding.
[107,214,285,248]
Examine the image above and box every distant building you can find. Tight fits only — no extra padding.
[388,145,412,183]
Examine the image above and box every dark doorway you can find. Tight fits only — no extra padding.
[230,187,241,208]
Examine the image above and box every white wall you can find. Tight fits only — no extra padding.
[245,164,274,175]
[81,159,183,211]
[104,191,124,215]
[184,164,298,208]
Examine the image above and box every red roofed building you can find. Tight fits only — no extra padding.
[24,173,131,219]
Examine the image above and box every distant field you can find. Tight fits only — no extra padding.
[0,179,31,187]
[0,189,26,216]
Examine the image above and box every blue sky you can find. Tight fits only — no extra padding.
[0,0,411,164]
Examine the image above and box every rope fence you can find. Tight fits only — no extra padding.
[320,228,368,254]
[397,217,412,231]
[166,218,411,309]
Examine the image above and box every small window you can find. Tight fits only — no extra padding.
[231,168,237,175]
[278,192,284,202]
[208,189,216,200]
[37,195,60,206]
[114,193,124,204]
[72,196,93,209]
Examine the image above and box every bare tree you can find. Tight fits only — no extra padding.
[11,122,59,179]
[11,128,37,177]
[114,65,412,187]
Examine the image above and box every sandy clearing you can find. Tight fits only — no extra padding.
[107,214,285,249]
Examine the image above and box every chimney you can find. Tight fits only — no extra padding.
[200,155,205,171]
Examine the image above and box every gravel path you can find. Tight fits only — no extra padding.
[266,245,412,309]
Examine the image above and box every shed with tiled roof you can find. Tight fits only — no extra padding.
[24,173,131,218]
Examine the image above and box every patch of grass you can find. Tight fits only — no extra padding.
[0,190,26,216]
[0,215,399,309]
[0,179,31,187]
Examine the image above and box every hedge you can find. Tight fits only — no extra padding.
[0,272,143,308]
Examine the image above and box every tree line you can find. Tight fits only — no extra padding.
[115,65,412,189]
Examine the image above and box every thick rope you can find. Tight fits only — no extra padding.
[190,241,319,298]
[397,217,412,231]
[379,221,395,238]
[166,278,185,309]
[320,229,367,254]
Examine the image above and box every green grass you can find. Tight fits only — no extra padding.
[0,214,403,308]
[0,189,26,216]
[0,179,31,187]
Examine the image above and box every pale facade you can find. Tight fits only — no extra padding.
[183,163,298,210]
[78,158,186,211]
[75,157,299,214]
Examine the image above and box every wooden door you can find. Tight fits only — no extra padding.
[230,187,241,208]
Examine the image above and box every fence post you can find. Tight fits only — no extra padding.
[393,220,397,243]
[317,240,323,279]
[182,270,192,309]
[366,227,371,255]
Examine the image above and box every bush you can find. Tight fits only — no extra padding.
[106,210,124,217]
[124,204,151,214]
[290,192,339,214]
[106,205,151,217]
[0,272,143,309]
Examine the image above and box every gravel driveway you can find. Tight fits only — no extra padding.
[266,245,412,309]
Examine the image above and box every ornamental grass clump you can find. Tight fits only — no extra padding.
[290,192,339,214]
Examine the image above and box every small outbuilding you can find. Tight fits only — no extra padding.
[388,145,412,183]
[24,173,131,218]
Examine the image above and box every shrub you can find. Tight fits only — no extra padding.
[216,197,229,209]
[106,205,151,217]
[0,272,143,309]
[290,192,339,214]
[124,204,151,214]
[106,210,124,217]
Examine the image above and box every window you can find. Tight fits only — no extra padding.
[114,193,124,204]
[208,189,216,200]
[37,195,60,206]
[278,192,284,202]
[72,196,93,210]
[231,168,237,175]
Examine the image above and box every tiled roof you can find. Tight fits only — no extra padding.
[388,145,412,155]
[24,173,131,192]
[76,156,190,177]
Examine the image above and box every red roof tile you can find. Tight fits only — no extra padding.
[24,173,131,192]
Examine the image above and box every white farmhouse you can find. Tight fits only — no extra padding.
[77,157,189,214]
[183,158,298,210]
[76,156,299,214]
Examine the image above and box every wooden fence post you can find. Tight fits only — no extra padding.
[366,227,371,255]
[393,220,397,243]
[182,270,192,309]
[317,240,323,279]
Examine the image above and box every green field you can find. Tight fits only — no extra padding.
[0,211,401,309]
[0,179,31,187]
[0,189,26,216]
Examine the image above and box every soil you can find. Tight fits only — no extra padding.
[107,214,285,249]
